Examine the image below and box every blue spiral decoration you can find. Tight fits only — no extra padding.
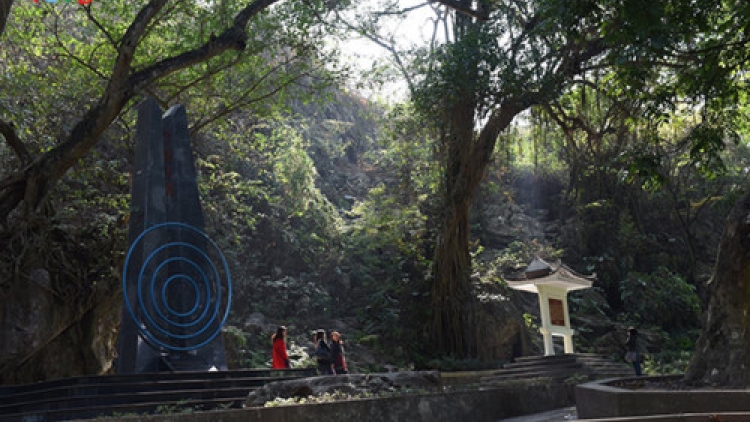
[122,222,232,351]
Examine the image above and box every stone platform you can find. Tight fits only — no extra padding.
[576,375,750,420]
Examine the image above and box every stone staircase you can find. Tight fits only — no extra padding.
[481,353,632,386]
[0,368,316,421]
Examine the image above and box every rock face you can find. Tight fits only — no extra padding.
[245,371,442,407]
[480,202,547,248]
[472,292,534,360]
[0,267,120,385]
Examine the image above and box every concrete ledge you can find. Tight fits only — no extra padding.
[582,412,750,422]
[576,375,750,419]
[439,369,499,387]
[81,382,574,422]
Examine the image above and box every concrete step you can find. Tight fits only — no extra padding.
[511,354,579,365]
[0,368,311,397]
[482,368,585,384]
[0,376,294,407]
[491,362,584,377]
[481,354,632,387]
[1,396,243,422]
[0,368,316,421]
[1,383,271,414]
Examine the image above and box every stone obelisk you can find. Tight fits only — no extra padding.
[116,98,229,373]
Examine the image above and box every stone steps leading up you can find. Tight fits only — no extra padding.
[0,368,299,397]
[481,354,632,386]
[0,368,316,421]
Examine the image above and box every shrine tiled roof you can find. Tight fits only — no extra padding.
[503,257,596,293]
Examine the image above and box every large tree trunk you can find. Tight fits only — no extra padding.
[430,97,523,357]
[685,191,750,387]
[431,94,474,355]
[431,199,473,356]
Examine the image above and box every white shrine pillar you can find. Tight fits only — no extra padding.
[537,284,576,355]
[505,258,595,357]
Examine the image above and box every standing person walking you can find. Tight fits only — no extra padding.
[314,329,333,375]
[271,326,290,369]
[625,327,642,376]
[330,331,348,375]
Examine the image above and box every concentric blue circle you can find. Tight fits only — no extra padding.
[161,274,200,318]
[122,222,232,351]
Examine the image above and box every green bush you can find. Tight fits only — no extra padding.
[619,267,701,329]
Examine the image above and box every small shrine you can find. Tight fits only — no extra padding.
[505,258,596,356]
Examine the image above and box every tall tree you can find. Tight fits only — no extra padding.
[686,190,750,387]
[420,0,749,358]
[0,0,336,225]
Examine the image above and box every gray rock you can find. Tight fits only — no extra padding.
[245,371,442,407]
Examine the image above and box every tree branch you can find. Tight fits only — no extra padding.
[429,0,489,21]
[0,0,283,221]
[0,0,12,38]
[0,119,31,165]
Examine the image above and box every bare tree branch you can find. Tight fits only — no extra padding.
[84,4,120,52]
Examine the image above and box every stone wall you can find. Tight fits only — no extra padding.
[84,383,574,422]
[576,376,750,419]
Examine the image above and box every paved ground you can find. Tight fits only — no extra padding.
[499,407,578,421]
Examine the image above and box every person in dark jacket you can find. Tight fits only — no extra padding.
[625,327,642,376]
[271,326,290,369]
[329,331,348,374]
[314,329,333,375]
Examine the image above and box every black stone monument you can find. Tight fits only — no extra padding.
[116,98,231,373]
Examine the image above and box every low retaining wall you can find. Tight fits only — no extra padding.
[583,413,750,422]
[83,382,574,422]
[576,375,750,419]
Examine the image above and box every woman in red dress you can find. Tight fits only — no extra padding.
[329,331,348,374]
[271,326,290,369]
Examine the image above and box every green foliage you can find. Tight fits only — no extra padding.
[618,267,701,329]
[199,117,345,280]
[263,391,373,407]
[155,399,199,414]
[643,325,700,375]
[687,123,730,180]
[564,373,591,386]
[335,103,436,356]
[523,313,539,334]
[505,111,567,176]
[1,5,102,155]
[222,325,258,369]
[342,182,429,348]
[369,103,441,195]
[262,387,432,408]
[264,124,344,267]
[568,287,611,318]
[247,276,333,321]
